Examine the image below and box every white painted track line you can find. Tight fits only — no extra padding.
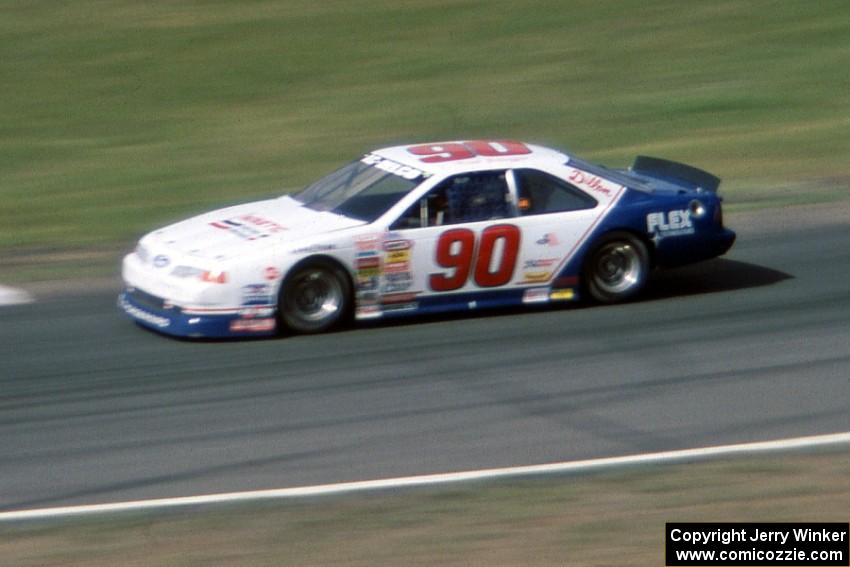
[0,284,33,306]
[2,431,849,522]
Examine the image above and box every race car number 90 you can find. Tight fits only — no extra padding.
[430,225,521,291]
[408,140,531,163]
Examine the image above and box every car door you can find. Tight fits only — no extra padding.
[506,167,604,293]
[383,170,521,312]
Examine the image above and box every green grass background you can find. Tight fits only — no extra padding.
[2,0,849,253]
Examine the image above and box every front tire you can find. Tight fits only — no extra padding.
[583,232,649,303]
[278,259,351,334]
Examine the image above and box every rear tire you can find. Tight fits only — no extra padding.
[278,259,351,334]
[583,232,649,303]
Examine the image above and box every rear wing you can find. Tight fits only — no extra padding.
[631,156,721,193]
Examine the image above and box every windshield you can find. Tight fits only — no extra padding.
[292,155,428,222]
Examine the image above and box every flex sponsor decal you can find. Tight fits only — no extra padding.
[210,215,287,240]
[361,154,428,180]
[264,267,280,281]
[647,209,694,242]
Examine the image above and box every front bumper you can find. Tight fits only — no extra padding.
[120,250,278,339]
[119,289,277,339]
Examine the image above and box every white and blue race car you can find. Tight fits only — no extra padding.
[120,140,735,337]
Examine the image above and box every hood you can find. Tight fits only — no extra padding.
[145,196,364,261]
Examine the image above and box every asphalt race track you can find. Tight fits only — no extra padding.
[1,207,849,512]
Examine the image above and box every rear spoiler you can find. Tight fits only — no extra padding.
[631,156,721,193]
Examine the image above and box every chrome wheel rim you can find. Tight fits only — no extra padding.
[592,242,642,294]
[288,269,343,323]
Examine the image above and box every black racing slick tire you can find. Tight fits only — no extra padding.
[278,259,351,334]
[583,232,650,303]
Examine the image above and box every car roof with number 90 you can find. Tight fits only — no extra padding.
[120,139,736,338]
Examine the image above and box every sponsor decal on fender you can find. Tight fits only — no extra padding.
[242,283,272,305]
[239,306,275,318]
[647,209,694,241]
[523,258,558,269]
[229,318,276,332]
[383,239,413,252]
[381,302,418,313]
[382,272,412,294]
[210,215,287,240]
[536,233,560,246]
[385,250,411,264]
[355,234,381,251]
[521,271,550,283]
[291,243,336,254]
[355,305,382,319]
[549,288,575,301]
[381,234,414,292]
[522,288,550,304]
[355,234,386,310]
[355,257,380,270]
[381,292,419,305]
[383,262,411,274]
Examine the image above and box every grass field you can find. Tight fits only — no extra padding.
[2,0,850,256]
[2,450,848,566]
